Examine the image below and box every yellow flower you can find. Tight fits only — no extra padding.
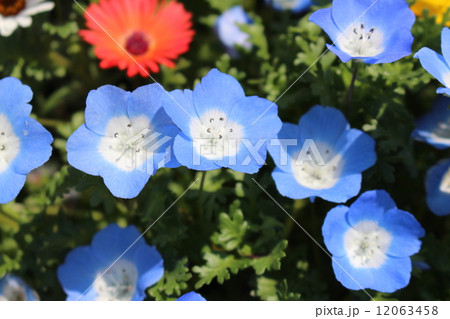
[411,0,450,25]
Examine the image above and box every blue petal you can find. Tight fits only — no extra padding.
[347,190,397,226]
[363,0,415,34]
[441,27,450,66]
[437,87,450,95]
[193,69,245,118]
[90,224,145,264]
[0,77,32,121]
[309,8,341,42]
[373,28,414,64]
[229,96,281,130]
[413,96,450,149]
[425,159,450,216]
[322,205,351,257]
[216,6,252,51]
[216,139,269,174]
[99,162,151,199]
[415,48,450,88]
[331,254,411,293]
[12,118,53,175]
[66,125,105,176]
[172,133,221,171]
[318,173,362,203]
[0,166,26,204]
[379,209,425,257]
[162,89,199,137]
[267,122,301,172]
[133,245,164,294]
[298,105,349,146]
[148,123,181,170]
[128,84,165,120]
[57,246,103,300]
[177,291,206,301]
[327,44,354,63]
[331,0,372,32]
[85,85,130,135]
[335,129,376,174]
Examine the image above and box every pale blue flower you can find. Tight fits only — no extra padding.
[0,274,39,301]
[425,159,450,216]
[216,6,252,56]
[265,0,314,13]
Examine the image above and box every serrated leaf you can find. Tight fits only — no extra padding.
[251,240,288,275]
[149,258,192,300]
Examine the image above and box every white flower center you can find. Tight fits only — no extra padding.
[337,23,384,57]
[98,115,152,172]
[344,220,392,269]
[443,73,450,88]
[291,145,343,190]
[439,166,450,194]
[0,114,20,174]
[190,109,244,160]
[0,278,28,301]
[94,259,138,301]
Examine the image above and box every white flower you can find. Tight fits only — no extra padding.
[0,0,54,37]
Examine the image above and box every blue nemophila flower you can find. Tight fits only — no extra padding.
[415,27,450,96]
[176,291,206,301]
[216,6,252,57]
[265,0,314,13]
[0,77,53,204]
[412,96,450,149]
[267,105,376,203]
[322,190,425,293]
[309,0,415,64]
[425,159,450,216]
[162,68,282,173]
[0,274,39,301]
[66,84,180,199]
[57,224,164,301]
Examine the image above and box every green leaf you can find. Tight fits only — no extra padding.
[251,240,288,275]
[193,249,251,289]
[148,258,192,300]
[211,200,248,251]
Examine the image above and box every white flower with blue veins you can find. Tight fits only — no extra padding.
[0,77,53,204]
[66,84,180,199]
[0,0,55,37]
[323,190,425,293]
[415,27,450,96]
[57,224,164,301]
[309,0,415,64]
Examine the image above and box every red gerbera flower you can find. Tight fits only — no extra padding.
[79,0,194,77]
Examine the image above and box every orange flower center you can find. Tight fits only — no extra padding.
[0,0,25,17]
[125,31,150,56]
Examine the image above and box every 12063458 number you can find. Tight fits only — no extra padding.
[376,306,438,316]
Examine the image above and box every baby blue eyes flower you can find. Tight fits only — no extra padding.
[267,105,376,203]
[66,84,180,199]
[265,0,314,14]
[309,0,415,64]
[0,274,39,301]
[176,291,206,301]
[415,27,450,96]
[0,77,53,204]
[412,96,450,149]
[57,224,164,301]
[216,6,252,56]
[425,159,450,216]
[162,68,282,174]
[322,190,425,293]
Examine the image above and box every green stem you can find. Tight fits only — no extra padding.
[346,63,359,116]
[198,171,207,216]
